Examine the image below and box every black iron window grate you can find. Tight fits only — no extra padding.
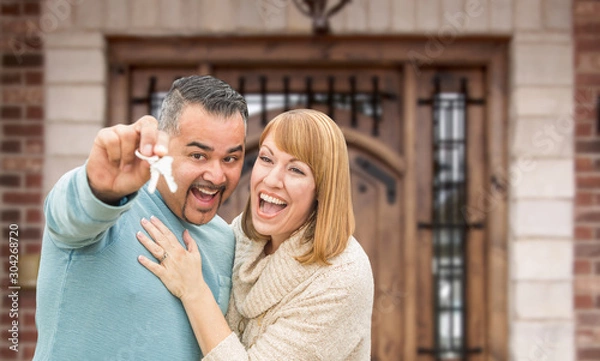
[236,75,388,136]
[432,92,467,359]
[418,77,484,360]
[240,92,381,124]
[139,74,392,138]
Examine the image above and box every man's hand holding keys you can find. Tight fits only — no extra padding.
[86,116,171,205]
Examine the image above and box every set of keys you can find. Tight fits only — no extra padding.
[134,150,178,194]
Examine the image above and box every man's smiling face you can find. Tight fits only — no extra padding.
[158,104,245,225]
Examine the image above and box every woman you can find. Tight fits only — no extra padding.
[137,109,374,360]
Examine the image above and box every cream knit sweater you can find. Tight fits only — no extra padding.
[203,215,374,361]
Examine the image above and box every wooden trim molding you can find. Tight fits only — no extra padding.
[108,35,510,67]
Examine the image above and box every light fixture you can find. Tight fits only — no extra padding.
[291,0,352,35]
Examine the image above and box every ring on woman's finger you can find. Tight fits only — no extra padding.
[159,252,168,264]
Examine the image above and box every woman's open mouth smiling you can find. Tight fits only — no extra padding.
[259,192,287,217]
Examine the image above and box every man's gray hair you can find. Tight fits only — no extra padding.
[158,75,248,134]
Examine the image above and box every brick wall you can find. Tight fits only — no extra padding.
[574,0,600,360]
[0,0,43,359]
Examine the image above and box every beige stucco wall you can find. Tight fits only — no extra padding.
[41,0,575,360]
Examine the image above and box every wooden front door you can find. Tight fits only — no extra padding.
[109,36,508,361]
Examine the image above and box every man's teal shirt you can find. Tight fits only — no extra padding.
[33,166,235,361]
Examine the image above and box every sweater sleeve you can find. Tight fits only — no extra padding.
[202,257,374,361]
[44,165,137,249]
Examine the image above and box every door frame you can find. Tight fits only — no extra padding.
[107,35,509,361]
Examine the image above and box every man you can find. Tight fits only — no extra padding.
[33,75,248,360]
